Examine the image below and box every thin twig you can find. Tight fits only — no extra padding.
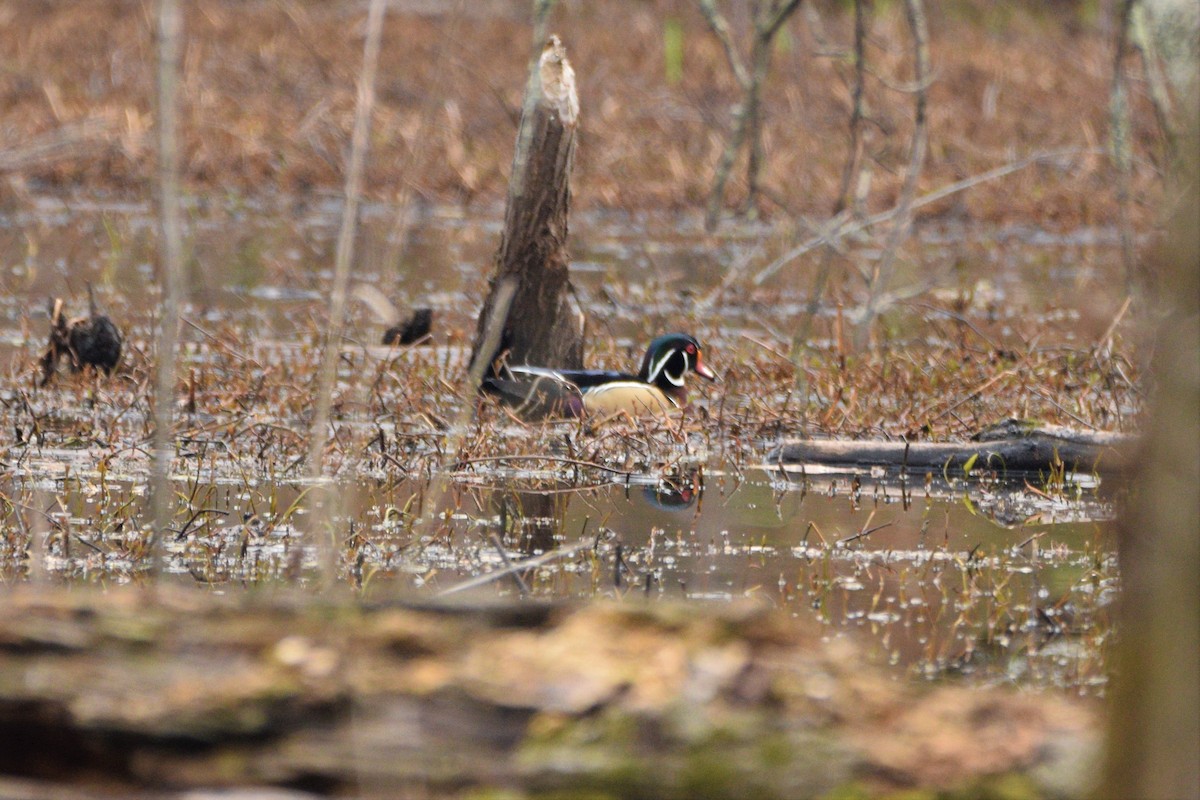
[380,0,473,296]
[858,0,929,343]
[151,0,185,571]
[753,148,1095,286]
[697,0,750,89]
[181,316,257,366]
[699,0,801,231]
[449,453,635,477]
[1110,0,1138,290]
[1095,295,1133,354]
[838,520,894,546]
[410,280,517,541]
[488,531,529,597]
[1126,3,1178,162]
[835,0,868,217]
[913,369,1016,425]
[0,118,117,173]
[306,0,388,588]
[743,1,801,217]
[904,301,1000,351]
[437,538,590,597]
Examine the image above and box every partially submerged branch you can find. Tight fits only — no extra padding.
[768,420,1134,476]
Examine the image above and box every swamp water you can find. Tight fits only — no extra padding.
[0,195,1129,694]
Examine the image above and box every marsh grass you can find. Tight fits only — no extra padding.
[0,2,1164,229]
[0,215,1131,691]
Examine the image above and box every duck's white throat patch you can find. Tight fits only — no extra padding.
[647,349,686,387]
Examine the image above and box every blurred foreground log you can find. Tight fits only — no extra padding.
[768,420,1134,476]
[470,35,583,374]
[1101,116,1200,799]
[0,590,1099,799]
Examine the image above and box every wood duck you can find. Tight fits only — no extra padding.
[483,333,716,418]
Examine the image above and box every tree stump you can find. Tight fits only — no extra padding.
[469,35,583,375]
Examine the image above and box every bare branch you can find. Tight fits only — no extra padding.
[857,0,930,342]
[1110,0,1138,289]
[758,0,802,42]
[700,0,802,231]
[834,0,868,216]
[306,0,388,586]
[151,0,185,570]
[0,119,118,174]
[698,0,751,89]
[754,148,1094,286]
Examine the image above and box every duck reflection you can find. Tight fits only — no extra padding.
[488,471,702,559]
[639,473,702,512]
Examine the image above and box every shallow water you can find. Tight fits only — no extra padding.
[0,194,1130,693]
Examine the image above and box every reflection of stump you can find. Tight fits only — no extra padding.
[470,36,583,374]
[499,490,567,557]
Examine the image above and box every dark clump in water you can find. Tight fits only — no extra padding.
[39,294,123,385]
[383,307,434,346]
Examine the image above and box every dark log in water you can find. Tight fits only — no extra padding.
[767,420,1133,476]
[469,35,584,374]
[0,590,1098,799]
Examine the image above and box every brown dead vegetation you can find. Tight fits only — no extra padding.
[0,1,1165,229]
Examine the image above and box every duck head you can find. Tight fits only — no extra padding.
[637,333,716,402]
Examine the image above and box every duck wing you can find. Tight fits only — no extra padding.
[516,367,636,390]
[482,368,588,419]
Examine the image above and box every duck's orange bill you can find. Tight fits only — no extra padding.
[695,354,716,381]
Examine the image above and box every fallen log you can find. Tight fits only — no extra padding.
[767,419,1134,476]
[0,589,1098,799]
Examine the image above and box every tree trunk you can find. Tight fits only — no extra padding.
[470,35,583,374]
[1101,114,1200,800]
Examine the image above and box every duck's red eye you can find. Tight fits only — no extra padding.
[685,344,696,354]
